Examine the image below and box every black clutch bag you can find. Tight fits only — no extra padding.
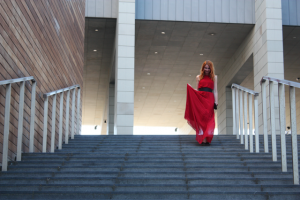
[214,103,218,110]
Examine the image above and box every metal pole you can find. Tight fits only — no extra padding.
[71,89,76,139]
[248,94,253,153]
[278,83,287,172]
[289,86,299,185]
[51,94,57,153]
[254,95,259,153]
[43,96,48,153]
[239,90,244,144]
[65,90,70,144]
[235,89,239,139]
[244,91,248,150]
[232,87,236,136]
[58,92,64,150]
[2,84,11,171]
[261,81,268,153]
[17,81,25,161]
[76,88,81,135]
[269,81,277,161]
[29,81,36,153]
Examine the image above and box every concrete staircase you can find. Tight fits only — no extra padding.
[0,135,300,199]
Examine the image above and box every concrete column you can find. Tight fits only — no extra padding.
[253,0,284,135]
[225,87,233,135]
[218,87,233,135]
[114,0,135,135]
[217,0,284,136]
[108,84,115,135]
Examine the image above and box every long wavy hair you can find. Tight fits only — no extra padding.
[199,60,215,81]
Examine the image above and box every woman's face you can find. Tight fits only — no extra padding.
[204,65,211,75]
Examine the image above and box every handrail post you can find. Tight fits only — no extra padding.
[71,88,76,139]
[254,95,259,153]
[51,94,57,153]
[289,86,299,185]
[43,96,49,152]
[232,87,236,136]
[239,90,244,144]
[249,94,253,153]
[0,79,79,166]
[278,83,287,172]
[58,92,64,150]
[29,81,36,153]
[235,89,239,139]
[269,81,277,161]
[65,90,70,144]
[261,80,268,153]
[2,83,12,171]
[244,92,248,150]
[76,88,81,135]
[17,81,25,161]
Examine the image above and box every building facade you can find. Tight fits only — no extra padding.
[84,0,300,136]
[0,0,299,167]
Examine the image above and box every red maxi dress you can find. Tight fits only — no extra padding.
[184,75,215,144]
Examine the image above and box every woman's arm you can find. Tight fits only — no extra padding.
[196,75,200,89]
[214,75,218,105]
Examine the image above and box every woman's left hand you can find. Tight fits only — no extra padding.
[214,103,218,110]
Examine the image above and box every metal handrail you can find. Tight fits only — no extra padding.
[231,83,259,96]
[261,76,300,88]
[43,84,80,97]
[1,77,36,171]
[231,84,259,154]
[1,77,81,172]
[0,76,35,85]
[261,76,299,185]
[42,85,81,153]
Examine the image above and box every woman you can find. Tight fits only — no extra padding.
[184,60,218,145]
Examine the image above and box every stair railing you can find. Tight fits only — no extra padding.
[261,76,299,185]
[0,77,36,171]
[231,84,260,153]
[1,77,81,171]
[43,85,81,153]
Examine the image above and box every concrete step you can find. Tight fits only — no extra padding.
[19,156,300,161]
[0,171,295,178]
[7,161,299,168]
[1,135,299,199]
[18,157,296,162]
[67,139,299,143]
[64,143,299,146]
[5,166,295,173]
[0,177,296,185]
[0,184,299,192]
[63,145,299,149]
[65,142,297,145]
[72,135,299,138]
[56,149,300,154]
[20,152,298,157]
[1,191,300,200]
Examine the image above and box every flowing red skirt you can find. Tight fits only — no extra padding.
[184,84,215,144]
